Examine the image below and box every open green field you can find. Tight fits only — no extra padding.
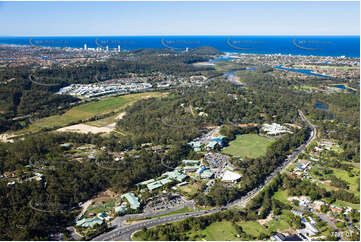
[273,189,289,204]
[198,221,239,241]
[265,210,292,232]
[293,85,315,90]
[331,167,360,198]
[222,134,276,158]
[133,220,240,241]
[178,182,203,197]
[185,221,239,241]
[13,92,164,134]
[333,200,360,210]
[214,61,243,72]
[238,221,267,237]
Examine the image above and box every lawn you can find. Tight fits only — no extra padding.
[15,92,164,134]
[238,221,267,237]
[294,85,315,90]
[189,221,239,241]
[133,220,240,241]
[85,200,117,216]
[331,167,360,197]
[178,182,202,197]
[222,134,276,158]
[333,200,360,210]
[152,207,195,219]
[272,190,289,204]
[265,214,290,233]
[127,206,195,222]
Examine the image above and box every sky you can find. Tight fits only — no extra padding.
[0,1,359,36]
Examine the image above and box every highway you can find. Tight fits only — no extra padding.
[92,110,316,241]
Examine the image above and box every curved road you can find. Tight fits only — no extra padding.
[92,110,316,241]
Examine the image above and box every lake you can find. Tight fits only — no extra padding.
[275,65,333,79]
[315,102,329,111]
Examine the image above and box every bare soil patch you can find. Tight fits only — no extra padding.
[56,124,115,134]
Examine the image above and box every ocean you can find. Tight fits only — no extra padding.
[0,36,359,57]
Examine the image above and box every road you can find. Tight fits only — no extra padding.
[92,110,316,241]
[110,198,195,228]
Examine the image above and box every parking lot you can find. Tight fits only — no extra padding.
[144,194,185,212]
[204,152,230,178]
[191,126,220,145]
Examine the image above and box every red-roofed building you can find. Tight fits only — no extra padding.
[330,205,343,214]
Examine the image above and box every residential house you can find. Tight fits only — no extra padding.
[330,205,343,214]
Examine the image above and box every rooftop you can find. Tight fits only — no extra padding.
[121,192,140,210]
[76,217,103,228]
[147,181,163,191]
[222,170,242,182]
[182,160,200,165]
[200,169,214,179]
[166,170,188,182]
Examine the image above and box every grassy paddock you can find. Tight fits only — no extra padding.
[331,167,360,197]
[14,92,164,134]
[185,221,239,241]
[272,189,289,204]
[238,221,267,237]
[222,134,276,158]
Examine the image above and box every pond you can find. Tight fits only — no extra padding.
[330,84,356,94]
[315,101,328,111]
[332,84,347,90]
[315,101,334,119]
[209,55,236,63]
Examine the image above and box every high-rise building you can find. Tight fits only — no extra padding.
[84,43,87,50]
[118,45,120,52]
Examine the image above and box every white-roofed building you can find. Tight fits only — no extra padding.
[262,123,291,136]
[221,170,241,183]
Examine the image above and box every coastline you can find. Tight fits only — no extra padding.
[0,35,359,58]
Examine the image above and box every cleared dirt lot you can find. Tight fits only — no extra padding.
[56,123,115,134]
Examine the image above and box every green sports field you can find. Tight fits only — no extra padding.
[222,134,276,159]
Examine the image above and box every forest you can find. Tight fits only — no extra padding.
[0,47,217,132]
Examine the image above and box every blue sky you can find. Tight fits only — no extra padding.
[0,1,359,36]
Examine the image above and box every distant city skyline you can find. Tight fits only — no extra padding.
[0,1,359,36]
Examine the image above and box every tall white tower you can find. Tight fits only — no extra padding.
[84,43,87,50]
[118,45,120,52]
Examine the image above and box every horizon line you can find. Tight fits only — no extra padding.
[0,34,361,38]
[0,34,360,37]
